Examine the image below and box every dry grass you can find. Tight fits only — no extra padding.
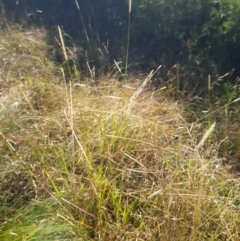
[0,28,240,241]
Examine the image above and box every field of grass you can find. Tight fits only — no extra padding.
[0,28,240,241]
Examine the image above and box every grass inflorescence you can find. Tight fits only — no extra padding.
[0,28,240,241]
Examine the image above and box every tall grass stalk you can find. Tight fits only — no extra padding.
[207,75,211,126]
[176,64,180,99]
[74,0,90,45]
[125,0,132,76]
[58,26,68,62]
[58,26,75,80]
[206,75,214,147]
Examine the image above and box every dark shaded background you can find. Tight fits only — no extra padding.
[1,0,240,87]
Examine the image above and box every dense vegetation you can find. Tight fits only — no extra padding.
[1,0,240,80]
[0,1,240,240]
[1,26,240,241]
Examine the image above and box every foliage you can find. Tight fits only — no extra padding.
[1,0,240,81]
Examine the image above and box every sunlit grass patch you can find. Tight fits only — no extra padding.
[0,27,240,241]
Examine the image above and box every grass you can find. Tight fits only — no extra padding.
[125,0,132,76]
[0,27,240,241]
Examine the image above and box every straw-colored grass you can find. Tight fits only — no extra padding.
[0,28,240,241]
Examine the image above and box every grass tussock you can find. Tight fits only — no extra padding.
[0,28,240,241]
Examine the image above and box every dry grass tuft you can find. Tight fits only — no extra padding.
[0,28,239,241]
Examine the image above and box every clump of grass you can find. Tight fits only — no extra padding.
[0,28,240,241]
